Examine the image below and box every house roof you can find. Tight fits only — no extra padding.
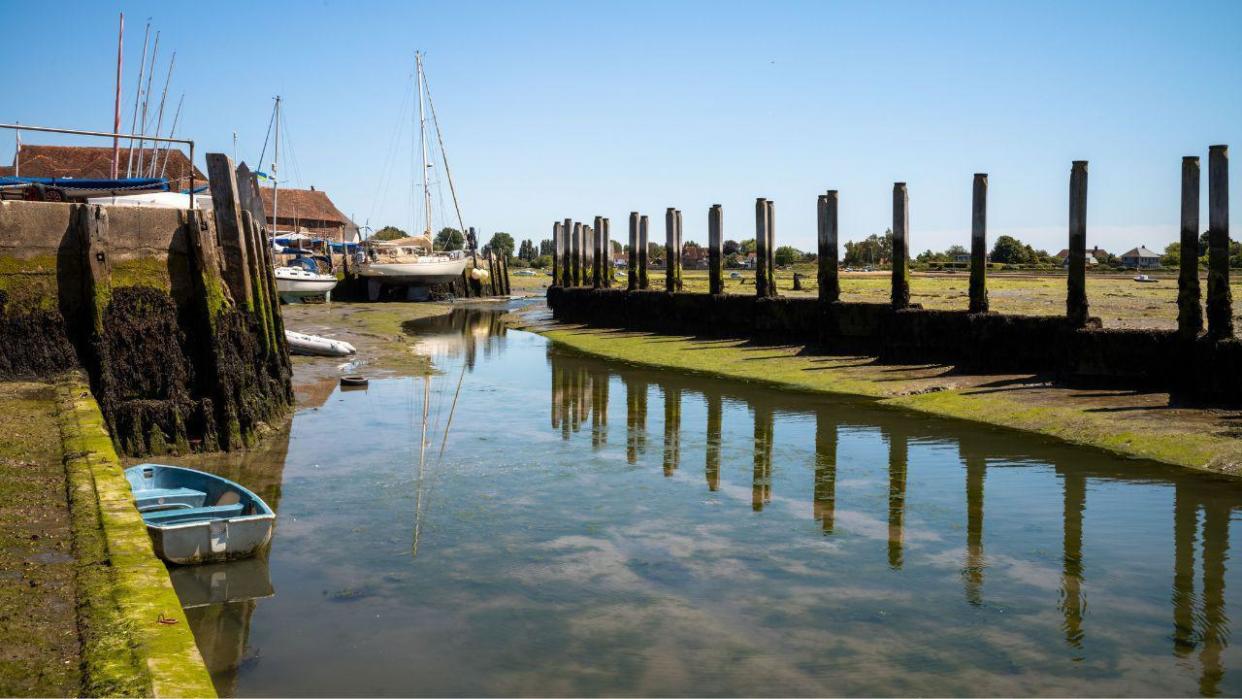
[1120,246,1160,258]
[1056,247,1109,259]
[258,186,353,226]
[3,144,204,188]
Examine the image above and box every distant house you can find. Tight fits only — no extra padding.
[1119,245,1161,269]
[0,144,204,192]
[682,244,706,268]
[259,186,359,242]
[1055,247,1103,266]
[952,252,971,264]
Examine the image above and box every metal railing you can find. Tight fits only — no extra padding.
[0,123,195,207]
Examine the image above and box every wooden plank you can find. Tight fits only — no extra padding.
[205,153,254,310]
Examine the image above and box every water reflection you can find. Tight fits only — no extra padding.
[401,306,511,370]
[813,412,836,534]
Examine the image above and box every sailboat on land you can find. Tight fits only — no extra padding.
[358,52,469,288]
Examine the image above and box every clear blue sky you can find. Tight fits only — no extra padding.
[2,0,1240,254]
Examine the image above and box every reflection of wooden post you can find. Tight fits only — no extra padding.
[625,377,648,463]
[887,429,907,568]
[708,205,724,295]
[813,411,837,533]
[705,394,722,491]
[1199,499,1229,696]
[638,216,650,290]
[662,385,681,477]
[591,370,608,448]
[755,198,769,298]
[969,174,989,313]
[1067,162,1089,326]
[965,452,986,605]
[627,213,639,291]
[891,183,910,309]
[1172,484,1197,656]
[752,406,773,511]
[1178,158,1203,338]
[818,192,840,303]
[1207,145,1233,339]
[1060,472,1085,649]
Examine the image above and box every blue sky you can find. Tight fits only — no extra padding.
[2,0,1240,254]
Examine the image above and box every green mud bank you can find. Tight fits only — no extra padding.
[525,318,1242,476]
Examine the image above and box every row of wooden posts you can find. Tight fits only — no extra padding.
[551,146,1232,340]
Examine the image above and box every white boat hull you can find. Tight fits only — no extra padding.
[275,268,338,302]
[359,257,468,285]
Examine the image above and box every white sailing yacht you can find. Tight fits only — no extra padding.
[358,52,470,289]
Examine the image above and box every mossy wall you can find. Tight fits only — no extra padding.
[548,286,1242,404]
[0,200,293,457]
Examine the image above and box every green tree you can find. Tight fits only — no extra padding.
[435,227,465,251]
[842,230,892,266]
[487,232,516,260]
[990,235,1033,264]
[1162,242,1181,267]
[723,240,740,255]
[774,245,802,266]
[533,254,552,269]
[740,239,757,254]
[539,238,555,256]
[372,225,407,241]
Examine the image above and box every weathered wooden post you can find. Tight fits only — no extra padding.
[561,218,573,287]
[1207,145,1233,339]
[665,208,677,292]
[1179,157,1203,338]
[969,174,989,313]
[708,204,724,294]
[593,215,604,289]
[674,209,684,291]
[627,212,639,290]
[891,183,910,308]
[581,223,592,287]
[638,214,650,289]
[765,200,776,296]
[602,218,611,287]
[818,191,840,303]
[571,221,582,286]
[206,153,254,310]
[552,221,562,287]
[1067,162,1089,325]
[754,198,769,297]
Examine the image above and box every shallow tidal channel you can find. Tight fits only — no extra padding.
[174,306,1242,697]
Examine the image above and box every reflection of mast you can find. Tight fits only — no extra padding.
[887,428,907,569]
[813,411,837,534]
[752,407,773,511]
[705,394,722,492]
[964,451,986,605]
[662,386,681,477]
[1059,471,1086,650]
[1172,484,1197,657]
[1199,500,1229,696]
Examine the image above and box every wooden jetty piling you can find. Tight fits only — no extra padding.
[708,204,724,295]
[1067,161,1089,326]
[593,215,604,289]
[755,198,770,297]
[571,221,582,286]
[627,212,639,290]
[582,223,593,287]
[674,209,684,291]
[665,208,677,292]
[560,218,573,287]
[764,200,776,296]
[552,221,562,287]
[1207,145,1233,339]
[638,215,650,289]
[891,183,910,308]
[970,174,989,313]
[602,218,612,287]
[818,192,840,303]
[206,153,254,310]
[1179,157,1203,338]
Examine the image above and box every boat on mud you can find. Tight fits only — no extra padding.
[125,464,275,565]
[274,255,338,302]
[284,329,356,357]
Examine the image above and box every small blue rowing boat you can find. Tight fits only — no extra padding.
[124,464,275,565]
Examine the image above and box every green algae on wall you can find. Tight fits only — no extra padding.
[56,373,216,698]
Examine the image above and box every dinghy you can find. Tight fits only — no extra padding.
[285,330,356,357]
[125,464,275,565]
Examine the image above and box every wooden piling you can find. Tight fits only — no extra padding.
[627,212,639,290]
[1207,145,1233,339]
[571,222,582,286]
[674,209,684,291]
[969,174,989,313]
[1066,162,1089,326]
[601,218,611,287]
[818,192,840,303]
[764,200,776,297]
[891,183,910,308]
[561,218,573,287]
[593,215,604,289]
[1179,157,1203,338]
[754,198,769,297]
[205,153,254,310]
[665,208,677,292]
[708,204,724,295]
[638,215,650,289]
[552,221,562,287]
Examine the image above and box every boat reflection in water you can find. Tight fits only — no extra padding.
[548,346,1240,697]
[401,306,512,371]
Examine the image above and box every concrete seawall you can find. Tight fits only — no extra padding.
[0,198,292,457]
[548,286,1242,404]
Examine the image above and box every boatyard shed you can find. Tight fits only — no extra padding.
[0,144,203,192]
[259,186,358,242]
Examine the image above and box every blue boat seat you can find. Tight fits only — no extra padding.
[142,503,246,525]
[134,487,207,512]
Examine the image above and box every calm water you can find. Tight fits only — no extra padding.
[172,306,1242,697]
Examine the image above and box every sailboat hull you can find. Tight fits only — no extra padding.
[359,258,468,285]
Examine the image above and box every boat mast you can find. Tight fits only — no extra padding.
[272,96,281,235]
[421,63,469,254]
[112,13,123,179]
[416,52,433,238]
